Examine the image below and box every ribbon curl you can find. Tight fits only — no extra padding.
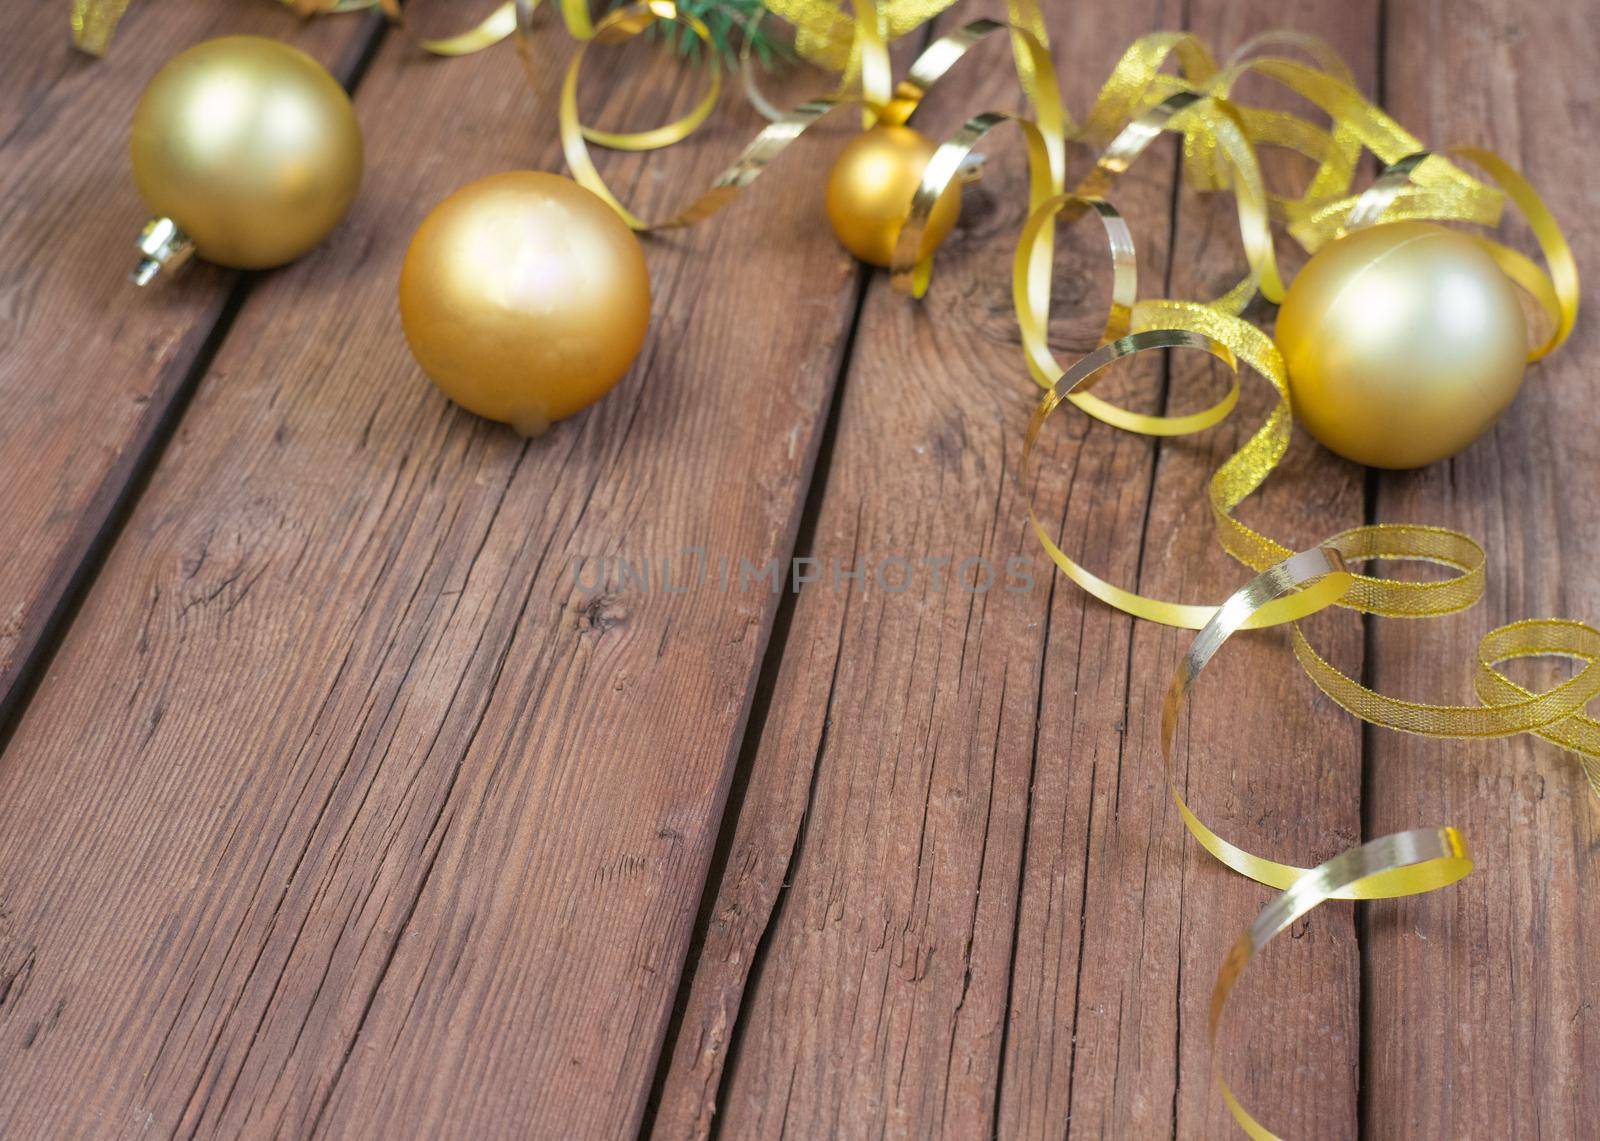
[1207,823,1472,1141]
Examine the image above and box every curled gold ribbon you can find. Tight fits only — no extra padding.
[884,24,1596,814]
[992,68,1598,802]
[555,5,1062,235]
[1167,550,1476,1136]
[1209,827,1473,1140]
[887,17,1067,295]
[70,0,131,55]
[1474,621,1600,799]
[1162,546,1359,890]
[1165,549,1503,1138]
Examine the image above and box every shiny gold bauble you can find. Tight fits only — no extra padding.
[1275,220,1528,469]
[398,172,652,435]
[825,125,961,268]
[129,36,363,269]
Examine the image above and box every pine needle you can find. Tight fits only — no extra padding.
[608,0,795,68]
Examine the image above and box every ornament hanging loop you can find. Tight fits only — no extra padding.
[131,217,195,286]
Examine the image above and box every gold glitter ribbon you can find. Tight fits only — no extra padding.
[70,0,131,54]
[948,35,1584,1135]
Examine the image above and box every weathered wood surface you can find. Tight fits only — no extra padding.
[657,0,1377,1137]
[1366,1,1600,1136]
[0,0,379,725]
[1059,1,1377,1134]
[0,17,860,1141]
[0,0,1594,1138]
[655,0,1120,1127]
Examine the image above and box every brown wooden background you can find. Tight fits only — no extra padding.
[0,0,1594,1136]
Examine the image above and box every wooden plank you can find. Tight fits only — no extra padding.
[1366,0,1600,1134]
[0,0,378,723]
[652,1,1181,1134]
[0,24,858,1141]
[1005,3,1377,1137]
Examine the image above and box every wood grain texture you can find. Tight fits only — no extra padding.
[658,2,1384,1137]
[0,0,379,724]
[657,1,1182,1135]
[0,22,857,1141]
[2,1,1595,1137]
[1365,0,1600,1135]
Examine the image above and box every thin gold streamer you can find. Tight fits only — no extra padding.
[554,6,1062,234]
[1210,825,1473,1140]
[70,0,131,55]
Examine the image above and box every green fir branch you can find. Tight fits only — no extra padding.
[608,0,795,69]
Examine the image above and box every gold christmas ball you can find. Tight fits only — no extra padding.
[1276,220,1528,469]
[130,36,363,270]
[398,172,652,436]
[825,125,961,268]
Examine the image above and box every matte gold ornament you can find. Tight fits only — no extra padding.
[1275,220,1528,469]
[129,35,364,283]
[825,125,961,268]
[398,172,652,436]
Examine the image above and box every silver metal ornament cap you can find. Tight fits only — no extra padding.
[131,216,195,286]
